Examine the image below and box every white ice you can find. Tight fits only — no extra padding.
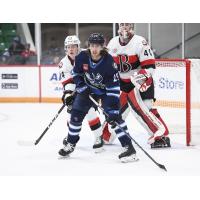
[0,103,200,176]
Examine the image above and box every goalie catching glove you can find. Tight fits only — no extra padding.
[131,69,153,92]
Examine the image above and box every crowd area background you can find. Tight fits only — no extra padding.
[0,23,200,66]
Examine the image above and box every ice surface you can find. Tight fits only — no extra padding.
[0,103,200,176]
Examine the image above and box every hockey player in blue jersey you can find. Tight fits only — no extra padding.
[58,33,138,162]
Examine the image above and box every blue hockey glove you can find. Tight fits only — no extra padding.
[106,110,120,126]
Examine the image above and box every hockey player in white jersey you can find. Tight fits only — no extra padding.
[104,23,170,148]
[59,35,104,152]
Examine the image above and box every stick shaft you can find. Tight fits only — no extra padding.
[34,104,65,145]
[89,95,167,171]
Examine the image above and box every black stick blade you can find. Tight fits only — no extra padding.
[159,164,167,171]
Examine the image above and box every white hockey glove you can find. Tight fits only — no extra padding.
[131,69,153,92]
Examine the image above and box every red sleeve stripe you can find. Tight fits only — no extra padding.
[113,55,139,65]
[62,78,73,86]
[113,57,119,64]
[129,55,139,63]
[140,59,155,67]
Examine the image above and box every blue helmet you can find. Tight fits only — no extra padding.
[88,33,105,45]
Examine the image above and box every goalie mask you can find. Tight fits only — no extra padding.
[64,35,81,52]
[118,23,134,42]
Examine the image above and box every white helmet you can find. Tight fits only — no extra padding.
[64,35,81,51]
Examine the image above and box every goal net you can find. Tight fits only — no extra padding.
[154,59,200,146]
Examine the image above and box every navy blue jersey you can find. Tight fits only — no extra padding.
[72,50,120,103]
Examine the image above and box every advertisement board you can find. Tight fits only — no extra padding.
[40,66,63,100]
[0,66,39,101]
[154,67,186,101]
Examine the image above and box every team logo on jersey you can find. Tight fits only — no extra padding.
[85,72,104,89]
[83,64,89,71]
[142,40,148,46]
[85,72,103,84]
[118,54,132,73]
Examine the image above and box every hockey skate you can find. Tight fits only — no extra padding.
[151,136,171,148]
[93,136,104,153]
[119,143,139,163]
[58,142,76,157]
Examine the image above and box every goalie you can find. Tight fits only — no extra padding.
[103,23,171,148]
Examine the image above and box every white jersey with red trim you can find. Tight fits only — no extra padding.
[107,34,155,81]
[58,55,75,91]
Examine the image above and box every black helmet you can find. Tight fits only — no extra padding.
[88,33,105,45]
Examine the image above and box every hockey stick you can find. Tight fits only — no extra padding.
[89,95,167,171]
[18,104,65,146]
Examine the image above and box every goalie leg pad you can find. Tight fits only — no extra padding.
[128,88,167,144]
[102,122,116,144]
[150,108,169,137]
[127,89,159,133]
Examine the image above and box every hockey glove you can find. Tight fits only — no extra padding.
[131,69,153,92]
[106,110,120,126]
[62,90,75,106]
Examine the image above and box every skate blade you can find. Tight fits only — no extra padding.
[58,155,70,160]
[151,144,171,149]
[94,147,105,153]
[120,155,139,163]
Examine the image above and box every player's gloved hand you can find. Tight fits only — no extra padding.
[62,90,75,106]
[106,110,120,126]
[131,69,153,92]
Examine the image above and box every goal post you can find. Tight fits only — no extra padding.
[154,59,200,146]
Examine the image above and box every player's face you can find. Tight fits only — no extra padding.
[118,23,133,39]
[66,44,79,59]
[89,43,103,60]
